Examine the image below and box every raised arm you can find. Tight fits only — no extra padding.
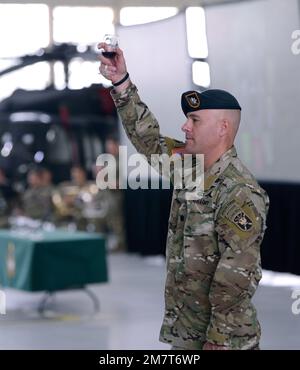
[98,43,184,159]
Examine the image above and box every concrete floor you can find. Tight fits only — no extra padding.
[0,253,300,350]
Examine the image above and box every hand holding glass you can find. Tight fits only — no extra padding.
[102,34,118,59]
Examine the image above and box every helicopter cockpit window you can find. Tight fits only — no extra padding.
[46,125,72,164]
[82,134,93,172]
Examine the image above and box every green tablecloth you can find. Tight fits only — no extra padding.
[0,229,108,292]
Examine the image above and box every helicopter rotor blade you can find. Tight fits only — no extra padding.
[0,44,99,77]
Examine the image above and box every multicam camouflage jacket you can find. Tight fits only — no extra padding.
[111,83,269,350]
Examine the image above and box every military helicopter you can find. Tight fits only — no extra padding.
[0,43,119,184]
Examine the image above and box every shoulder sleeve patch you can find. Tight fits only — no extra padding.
[222,201,254,231]
[215,186,267,251]
[232,210,253,231]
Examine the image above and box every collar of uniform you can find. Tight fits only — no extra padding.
[204,146,237,190]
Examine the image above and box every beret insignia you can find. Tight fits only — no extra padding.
[185,92,200,109]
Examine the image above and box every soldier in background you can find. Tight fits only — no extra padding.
[0,168,16,228]
[83,165,113,234]
[99,44,269,349]
[103,137,126,252]
[82,137,126,251]
[90,145,126,252]
[40,167,53,189]
[53,160,126,251]
[53,166,93,230]
[22,167,54,221]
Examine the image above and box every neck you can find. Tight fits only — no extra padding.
[204,145,232,171]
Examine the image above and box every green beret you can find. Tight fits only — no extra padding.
[181,89,241,116]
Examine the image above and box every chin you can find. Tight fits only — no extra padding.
[185,146,196,155]
[184,143,192,154]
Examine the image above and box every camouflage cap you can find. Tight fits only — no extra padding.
[181,89,241,116]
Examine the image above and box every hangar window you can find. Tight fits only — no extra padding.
[186,7,210,88]
[53,7,114,45]
[0,4,50,101]
[192,61,211,88]
[53,6,115,89]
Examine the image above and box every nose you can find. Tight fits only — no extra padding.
[181,118,192,133]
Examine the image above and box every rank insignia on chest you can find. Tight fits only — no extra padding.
[233,211,253,231]
[185,92,201,109]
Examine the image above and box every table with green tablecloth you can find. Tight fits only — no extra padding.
[0,229,108,293]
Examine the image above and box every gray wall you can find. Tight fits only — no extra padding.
[205,0,300,181]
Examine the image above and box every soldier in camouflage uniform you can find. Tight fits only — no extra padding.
[98,44,269,350]
[22,167,54,221]
[0,168,16,228]
[53,166,92,230]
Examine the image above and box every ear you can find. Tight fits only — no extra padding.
[218,119,229,137]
